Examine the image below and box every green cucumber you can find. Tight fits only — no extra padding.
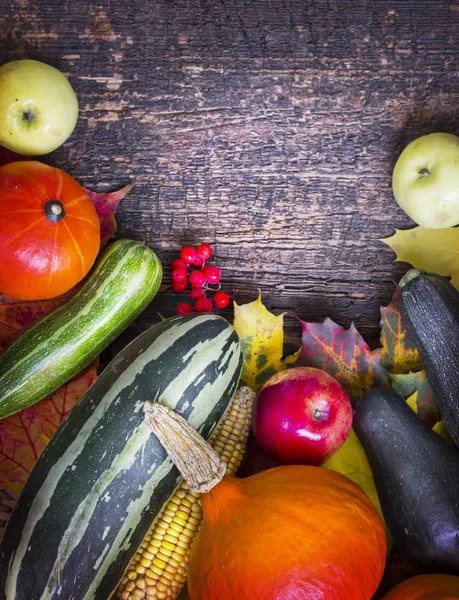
[0,313,242,600]
[0,239,162,419]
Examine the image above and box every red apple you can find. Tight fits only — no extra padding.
[252,366,353,466]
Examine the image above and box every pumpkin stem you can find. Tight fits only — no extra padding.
[144,402,227,493]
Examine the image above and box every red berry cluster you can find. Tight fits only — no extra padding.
[170,243,230,315]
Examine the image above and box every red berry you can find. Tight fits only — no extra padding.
[192,256,204,268]
[171,268,187,283]
[189,270,207,288]
[190,288,205,301]
[176,302,193,315]
[203,265,221,285]
[170,259,188,271]
[172,280,187,293]
[197,243,212,260]
[195,297,213,313]
[214,291,230,308]
[181,246,197,264]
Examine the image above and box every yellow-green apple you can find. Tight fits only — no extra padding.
[252,366,353,466]
[0,59,78,155]
[392,132,459,229]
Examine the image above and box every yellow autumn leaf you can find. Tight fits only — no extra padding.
[406,392,418,412]
[323,428,388,540]
[433,421,453,445]
[381,227,459,289]
[233,296,300,392]
[407,392,452,444]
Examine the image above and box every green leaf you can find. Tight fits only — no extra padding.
[390,370,439,425]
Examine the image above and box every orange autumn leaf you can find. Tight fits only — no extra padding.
[0,361,98,498]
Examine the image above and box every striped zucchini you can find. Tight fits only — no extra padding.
[0,313,242,600]
[0,239,162,419]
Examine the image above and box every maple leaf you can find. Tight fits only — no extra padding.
[0,292,98,497]
[390,370,439,425]
[375,287,422,374]
[381,227,459,289]
[0,293,71,348]
[0,360,98,497]
[233,296,300,392]
[84,181,135,243]
[299,318,389,402]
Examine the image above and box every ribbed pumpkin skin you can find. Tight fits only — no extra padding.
[188,465,386,600]
[0,314,242,600]
[381,574,459,599]
[0,160,100,300]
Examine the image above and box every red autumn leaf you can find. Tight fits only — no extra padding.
[0,146,29,167]
[0,361,98,498]
[0,292,98,497]
[0,293,72,348]
[84,180,135,243]
[300,318,389,402]
[374,287,422,375]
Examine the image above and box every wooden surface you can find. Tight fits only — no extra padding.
[1,0,459,353]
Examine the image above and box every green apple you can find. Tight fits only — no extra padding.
[0,59,78,155]
[392,132,459,229]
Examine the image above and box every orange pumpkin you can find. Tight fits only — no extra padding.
[145,403,387,600]
[381,574,459,599]
[0,161,100,300]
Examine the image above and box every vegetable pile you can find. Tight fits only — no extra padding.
[0,57,459,600]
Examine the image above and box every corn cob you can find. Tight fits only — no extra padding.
[117,386,255,600]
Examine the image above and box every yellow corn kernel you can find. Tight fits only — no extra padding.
[117,386,254,600]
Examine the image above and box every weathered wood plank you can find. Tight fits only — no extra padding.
[0,0,458,353]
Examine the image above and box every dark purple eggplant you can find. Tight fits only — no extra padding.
[400,269,459,446]
[353,386,459,573]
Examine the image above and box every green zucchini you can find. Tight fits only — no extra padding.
[0,238,162,419]
[400,269,459,446]
[0,313,242,600]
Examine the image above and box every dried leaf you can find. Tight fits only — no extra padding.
[375,288,422,374]
[84,181,135,243]
[390,371,439,425]
[322,429,388,538]
[0,361,98,497]
[381,227,459,289]
[300,318,389,402]
[0,291,97,497]
[0,293,71,348]
[0,146,29,167]
[233,296,300,392]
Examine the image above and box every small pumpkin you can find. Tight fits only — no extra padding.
[381,574,459,599]
[145,402,387,600]
[0,161,100,300]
